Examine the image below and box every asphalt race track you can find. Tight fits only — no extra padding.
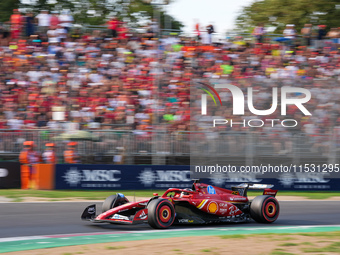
[0,201,339,238]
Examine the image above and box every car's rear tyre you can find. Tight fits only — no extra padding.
[147,199,175,229]
[102,194,128,213]
[250,195,279,223]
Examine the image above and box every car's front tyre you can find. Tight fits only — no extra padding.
[102,193,128,213]
[147,199,175,229]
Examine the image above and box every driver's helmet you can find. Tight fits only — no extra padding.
[180,188,193,198]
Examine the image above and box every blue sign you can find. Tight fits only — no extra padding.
[54,164,340,191]
[55,164,192,190]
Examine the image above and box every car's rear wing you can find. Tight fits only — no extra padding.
[231,183,278,197]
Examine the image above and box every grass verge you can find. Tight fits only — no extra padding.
[0,189,340,201]
[0,189,165,201]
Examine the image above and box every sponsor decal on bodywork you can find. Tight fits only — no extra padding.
[207,185,216,194]
[112,214,130,220]
[263,189,278,196]
[219,208,228,214]
[138,211,147,220]
[228,205,240,215]
[218,202,230,214]
[87,207,95,214]
[178,219,194,223]
[133,209,148,221]
[207,201,218,214]
[229,197,247,202]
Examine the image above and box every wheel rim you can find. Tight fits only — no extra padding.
[265,202,276,217]
[158,205,171,223]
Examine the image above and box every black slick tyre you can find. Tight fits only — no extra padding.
[147,199,175,229]
[102,193,129,213]
[102,195,118,213]
[250,195,279,223]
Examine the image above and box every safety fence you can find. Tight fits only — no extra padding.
[0,130,339,165]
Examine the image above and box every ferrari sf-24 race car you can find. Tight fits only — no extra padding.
[81,180,280,229]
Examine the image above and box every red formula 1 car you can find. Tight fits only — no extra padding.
[81,180,280,229]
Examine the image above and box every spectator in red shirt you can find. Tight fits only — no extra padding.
[107,17,119,38]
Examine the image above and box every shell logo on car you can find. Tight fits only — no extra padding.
[207,201,218,214]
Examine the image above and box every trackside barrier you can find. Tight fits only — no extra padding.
[54,164,340,191]
[36,164,55,190]
[0,162,21,189]
[20,165,30,189]
[20,164,55,190]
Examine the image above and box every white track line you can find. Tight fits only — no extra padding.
[0,236,47,243]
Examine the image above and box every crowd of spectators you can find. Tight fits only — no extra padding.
[0,9,193,134]
[0,9,340,157]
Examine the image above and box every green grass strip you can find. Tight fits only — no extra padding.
[1,190,340,201]
[0,190,165,200]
